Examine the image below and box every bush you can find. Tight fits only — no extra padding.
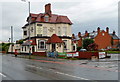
[83,39,94,49]
[77,47,82,51]
[1,43,11,52]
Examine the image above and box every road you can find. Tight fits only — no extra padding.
[0,53,119,81]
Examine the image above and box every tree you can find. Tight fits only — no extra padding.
[87,43,98,51]
[16,39,24,44]
[83,39,94,49]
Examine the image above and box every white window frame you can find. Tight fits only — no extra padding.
[38,40,46,49]
[58,27,61,36]
[44,15,49,22]
[63,27,67,36]
[63,40,67,49]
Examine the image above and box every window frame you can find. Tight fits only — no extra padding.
[44,15,49,22]
[63,40,67,49]
[63,27,67,36]
[38,40,46,49]
[24,30,27,36]
[58,27,61,36]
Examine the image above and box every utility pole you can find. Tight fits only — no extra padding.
[28,1,31,59]
[11,26,13,53]
[21,0,31,59]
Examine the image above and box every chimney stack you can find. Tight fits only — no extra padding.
[45,3,52,16]
[113,31,115,35]
[97,27,100,34]
[85,31,89,37]
[106,27,109,33]
[78,32,81,38]
[72,34,75,39]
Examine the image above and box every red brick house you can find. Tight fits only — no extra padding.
[94,27,112,49]
[72,27,120,50]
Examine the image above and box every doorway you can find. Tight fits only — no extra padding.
[52,44,56,52]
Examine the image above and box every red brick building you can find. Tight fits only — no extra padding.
[94,27,112,49]
[72,27,120,50]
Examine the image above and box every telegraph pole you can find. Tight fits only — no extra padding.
[21,0,31,59]
[28,1,31,59]
[11,26,13,53]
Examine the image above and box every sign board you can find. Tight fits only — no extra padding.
[66,52,79,58]
[99,52,106,58]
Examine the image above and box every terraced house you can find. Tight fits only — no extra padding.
[19,3,73,55]
[72,27,120,50]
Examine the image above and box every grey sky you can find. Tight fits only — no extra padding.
[0,0,119,42]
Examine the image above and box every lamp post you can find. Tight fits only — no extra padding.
[21,0,31,59]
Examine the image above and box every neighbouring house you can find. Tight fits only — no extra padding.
[72,27,120,50]
[8,3,73,54]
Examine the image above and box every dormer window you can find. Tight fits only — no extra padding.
[44,15,49,22]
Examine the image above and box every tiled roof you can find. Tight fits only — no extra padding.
[46,34,64,44]
[28,13,72,25]
[109,34,119,40]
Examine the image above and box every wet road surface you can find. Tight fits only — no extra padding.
[1,53,119,80]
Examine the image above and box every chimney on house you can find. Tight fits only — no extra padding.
[78,32,81,38]
[113,31,115,35]
[85,31,88,37]
[106,27,109,33]
[72,34,75,39]
[97,27,100,34]
[45,3,52,16]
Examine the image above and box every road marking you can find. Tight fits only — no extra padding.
[0,73,6,77]
[27,65,43,69]
[55,71,89,80]
[27,65,89,80]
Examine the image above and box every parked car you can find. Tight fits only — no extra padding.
[79,49,87,52]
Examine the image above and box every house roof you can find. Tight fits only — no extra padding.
[46,34,64,44]
[109,34,119,40]
[27,13,72,25]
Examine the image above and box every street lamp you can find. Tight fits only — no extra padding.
[21,0,31,59]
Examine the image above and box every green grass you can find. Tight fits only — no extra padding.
[105,51,120,54]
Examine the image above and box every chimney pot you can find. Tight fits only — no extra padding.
[72,34,75,39]
[97,27,100,34]
[113,31,115,35]
[106,27,109,33]
[78,32,81,38]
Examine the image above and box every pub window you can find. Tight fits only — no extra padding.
[25,46,27,51]
[64,40,67,49]
[38,40,46,49]
[73,45,75,51]
[31,27,34,32]
[22,46,23,51]
[44,15,49,22]
[63,27,67,36]
[24,31,27,36]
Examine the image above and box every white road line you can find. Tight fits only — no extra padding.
[55,71,89,80]
[0,73,6,77]
[27,65,43,69]
[27,65,90,80]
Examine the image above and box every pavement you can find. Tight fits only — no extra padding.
[0,53,119,81]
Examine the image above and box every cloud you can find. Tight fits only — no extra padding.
[1,0,119,42]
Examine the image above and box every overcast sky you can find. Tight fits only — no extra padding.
[0,0,119,42]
